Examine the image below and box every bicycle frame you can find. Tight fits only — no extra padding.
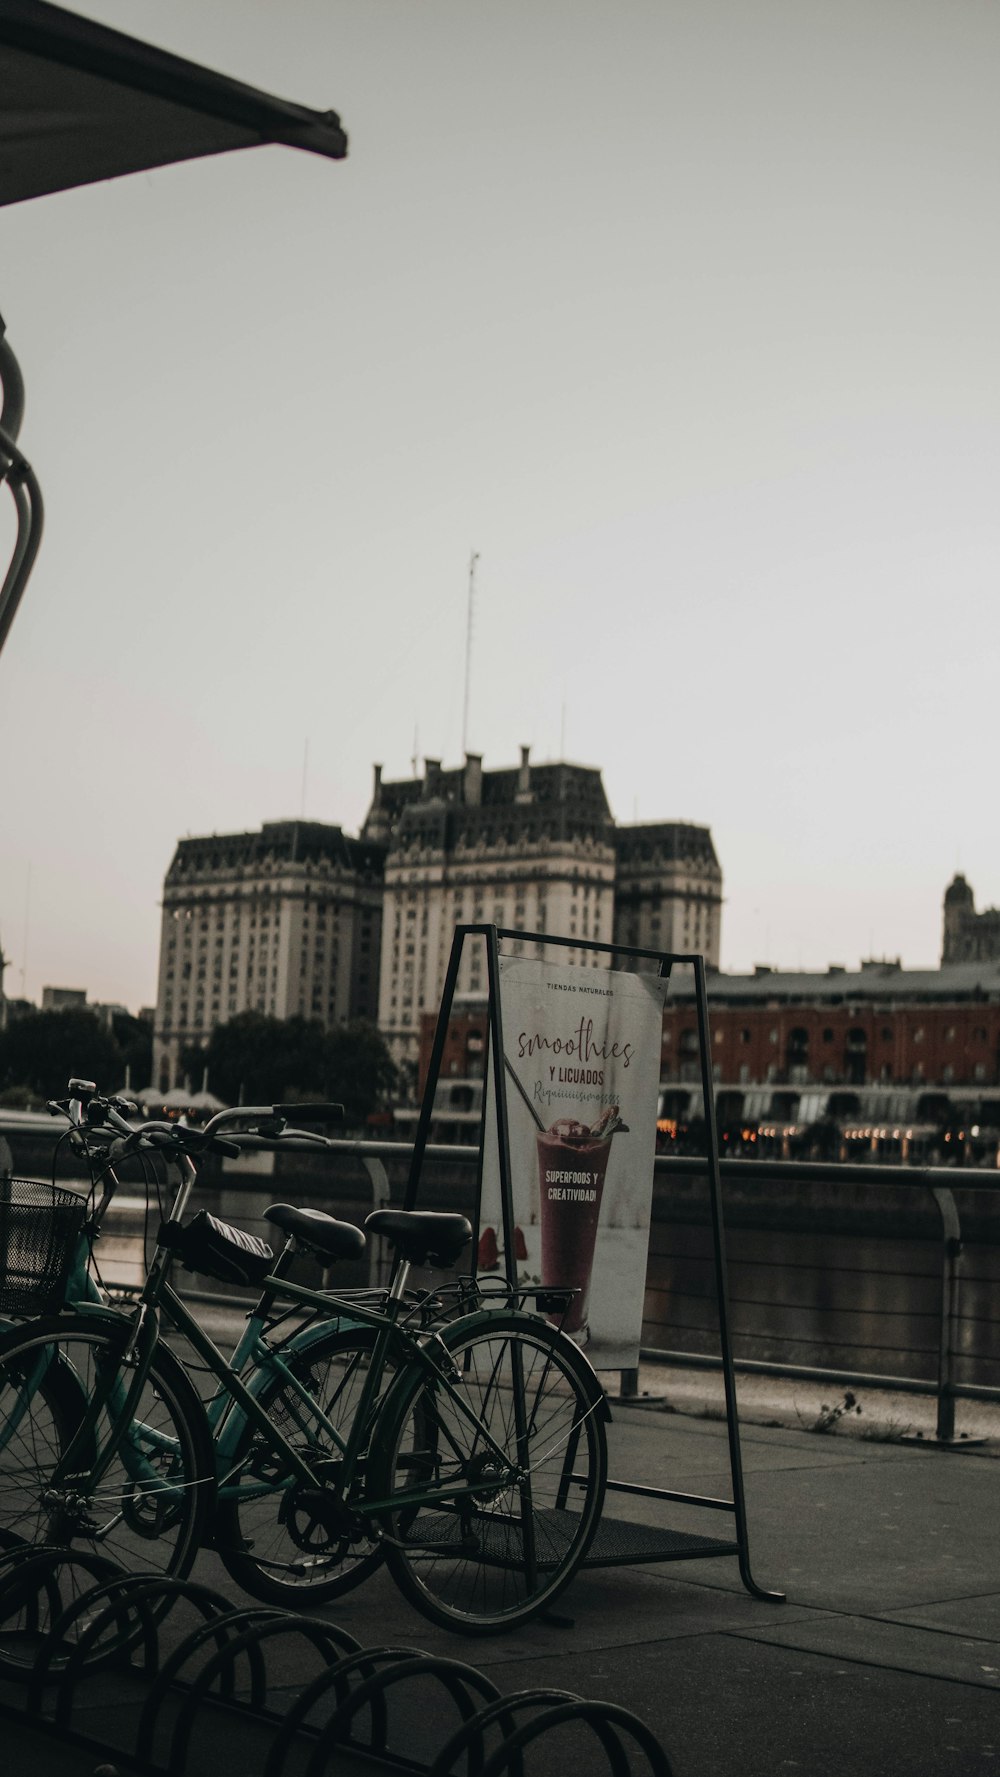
[48,1245,601,1553]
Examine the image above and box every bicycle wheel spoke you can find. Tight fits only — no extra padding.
[0,1312,211,1672]
[372,1314,606,1633]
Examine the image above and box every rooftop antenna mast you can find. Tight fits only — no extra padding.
[462,550,479,756]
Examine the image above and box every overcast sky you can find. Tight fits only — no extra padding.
[1,0,998,1011]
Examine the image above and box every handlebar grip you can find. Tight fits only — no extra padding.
[272,1103,344,1123]
[209,1135,242,1159]
[68,1077,97,1099]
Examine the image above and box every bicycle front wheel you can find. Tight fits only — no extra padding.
[0,1313,213,1589]
[368,1313,607,1633]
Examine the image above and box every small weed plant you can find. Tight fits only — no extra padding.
[802,1390,863,1434]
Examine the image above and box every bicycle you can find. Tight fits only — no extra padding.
[0,1087,609,1637]
[1,1084,404,1608]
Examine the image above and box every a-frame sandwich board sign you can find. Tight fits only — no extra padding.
[402,923,783,1603]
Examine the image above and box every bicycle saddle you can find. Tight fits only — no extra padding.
[264,1203,366,1261]
[365,1209,472,1268]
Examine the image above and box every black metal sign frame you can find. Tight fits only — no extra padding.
[403,923,783,1604]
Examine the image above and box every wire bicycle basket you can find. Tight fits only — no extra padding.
[0,1178,87,1315]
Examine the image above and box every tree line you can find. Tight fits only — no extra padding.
[0,1007,396,1129]
[0,1007,152,1106]
[179,1013,396,1126]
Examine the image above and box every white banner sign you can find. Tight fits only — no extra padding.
[481,955,667,1371]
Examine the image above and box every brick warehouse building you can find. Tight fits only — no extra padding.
[664,960,1000,1093]
[414,959,1000,1152]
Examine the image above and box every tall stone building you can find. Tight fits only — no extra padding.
[363,748,725,1074]
[364,748,618,1071]
[151,754,726,1092]
[151,820,384,1094]
[941,875,1000,964]
[613,822,722,963]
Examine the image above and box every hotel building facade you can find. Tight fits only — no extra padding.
[151,820,384,1094]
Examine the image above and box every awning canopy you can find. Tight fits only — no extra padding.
[0,0,348,207]
[0,1,348,658]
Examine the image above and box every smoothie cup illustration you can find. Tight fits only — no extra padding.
[536,1105,627,1339]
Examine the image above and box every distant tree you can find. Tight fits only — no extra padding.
[190,1013,328,1105]
[322,1021,397,1126]
[182,1013,396,1125]
[110,1011,153,1091]
[0,1007,123,1101]
[0,1083,34,1110]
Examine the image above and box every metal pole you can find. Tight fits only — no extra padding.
[484,924,518,1290]
[931,1185,962,1444]
[694,954,783,1603]
[402,927,465,1211]
[461,550,478,756]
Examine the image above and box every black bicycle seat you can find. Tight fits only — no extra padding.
[264,1203,366,1262]
[365,1209,472,1269]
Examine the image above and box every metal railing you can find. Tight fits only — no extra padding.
[644,1153,1000,1443]
[6,1114,995,1441]
[171,1138,1000,1440]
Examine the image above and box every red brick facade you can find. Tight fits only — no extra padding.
[419,994,1000,1099]
[663,1000,1000,1091]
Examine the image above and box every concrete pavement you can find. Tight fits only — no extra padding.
[2,1374,999,1774]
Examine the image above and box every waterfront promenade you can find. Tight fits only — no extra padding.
[3,1367,998,1776]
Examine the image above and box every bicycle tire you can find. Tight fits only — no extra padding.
[367,1311,607,1633]
[215,1325,387,1607]
[0,1312,213,1606]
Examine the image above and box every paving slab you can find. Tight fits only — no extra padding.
[884,1592,1000,1639]
[729,1610,1000,1690]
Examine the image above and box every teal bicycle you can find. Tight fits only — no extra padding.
[0,1088,609,1635]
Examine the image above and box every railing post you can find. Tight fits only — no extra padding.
[930,1185,962,1445]
[361,1155,390,1288]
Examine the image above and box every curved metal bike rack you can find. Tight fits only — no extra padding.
[0,1552,674,1776]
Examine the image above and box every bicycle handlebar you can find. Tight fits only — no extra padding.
[201,1101,344,1136]
[50,1082,345,1162]
[272,1102,344,1123]
[136,1121,242,1160]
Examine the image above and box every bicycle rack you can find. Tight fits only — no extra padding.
[0,1548,674,1775]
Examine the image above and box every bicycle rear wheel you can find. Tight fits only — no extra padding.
[368,1312,607,1633]
[0,1313,213,1605]
[216,1326,386,1606]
